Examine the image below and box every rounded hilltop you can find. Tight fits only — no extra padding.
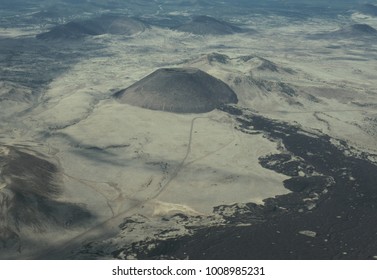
[332,24,377,38]
[36,14,146,40]
[347,24,377,35]
[114,68,238,113]
[310,23,377,40]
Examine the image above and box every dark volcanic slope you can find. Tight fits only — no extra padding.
[310,24,377,40]
[360,3,377,16]
[343,24,377,35]
[36,15,146,40]
[114,68,238,113]
[173,15,243,35]
[0,146,92,257]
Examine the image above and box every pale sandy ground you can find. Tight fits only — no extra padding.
[1,12,377,258]
[0,28,38,38]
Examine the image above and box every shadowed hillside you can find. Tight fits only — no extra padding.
[0,146,92,257]
[36,14,147,40]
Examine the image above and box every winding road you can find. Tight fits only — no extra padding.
[35,115,236,259]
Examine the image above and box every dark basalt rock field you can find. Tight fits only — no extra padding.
[2,0,377,261]
[120,106,377,260]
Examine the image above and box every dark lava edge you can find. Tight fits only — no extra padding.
[112,105,377,260]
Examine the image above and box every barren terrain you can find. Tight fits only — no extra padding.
[1,0,377,259]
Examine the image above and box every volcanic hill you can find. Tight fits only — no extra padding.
[36,15,146,40]
[114,68,238,113]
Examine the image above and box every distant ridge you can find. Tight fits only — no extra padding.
[360,3,377,16]
[346,23,377,35]
[309,23,377,40]
[173,15,244,35]
[114,68,238,113]
[36,15,146,40]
